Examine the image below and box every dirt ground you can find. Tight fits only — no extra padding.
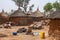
[0,26,55,40]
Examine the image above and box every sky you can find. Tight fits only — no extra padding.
[0,0,57,13]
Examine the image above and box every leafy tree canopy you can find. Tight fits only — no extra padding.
[53,1,60,9]
[44,3,53,11]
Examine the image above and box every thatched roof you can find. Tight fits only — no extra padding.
[0,11,9,24]
[47,10,60,19]
[0,13,8,18]
[10,9,44,17]
[0,10,9,18]
[10,9,26,17]
[28,8,44,17]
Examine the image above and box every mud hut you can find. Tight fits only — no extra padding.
[29,8,44,22]
[0,10,9,24]
[9,9,33,26]
[9,8,44,26]
[47,10,60,38]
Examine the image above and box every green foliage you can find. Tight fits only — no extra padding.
[53,1,60,9]
[44,1,60,12]
[44,3,53,11]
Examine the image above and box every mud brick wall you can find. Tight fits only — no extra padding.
[9,17,33,26]
[9,16,43,26]
[0,17,9,24]
[48,19,60,37]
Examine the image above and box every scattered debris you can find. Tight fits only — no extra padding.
[32,32,39,36]
[30,21,44,29]
[3,23,11,28]
[26,27,32,35]
[17,28,27,33]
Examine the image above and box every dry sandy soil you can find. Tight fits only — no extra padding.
[0,26,55,40]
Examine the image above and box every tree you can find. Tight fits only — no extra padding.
[53,1,60,10]
[44,3,53,12]
[13,0,23,9]
[29,4,34,11]
[23,0,30,12]
[12,0,30,12]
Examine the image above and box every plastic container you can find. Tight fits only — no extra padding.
[40,32,45,39]
[12,32,17,35]
[33,32,39,36]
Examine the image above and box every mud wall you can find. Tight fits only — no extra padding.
[48,19,60,37]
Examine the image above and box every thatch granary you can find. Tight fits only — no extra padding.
[47,10,60,37]
[9,9,33,26]
[9,8,44,26]
[0,10,9,24]
[29,8,44,21]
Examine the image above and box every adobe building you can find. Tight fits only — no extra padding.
[46,10,60,37]
[9,8,44,26]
